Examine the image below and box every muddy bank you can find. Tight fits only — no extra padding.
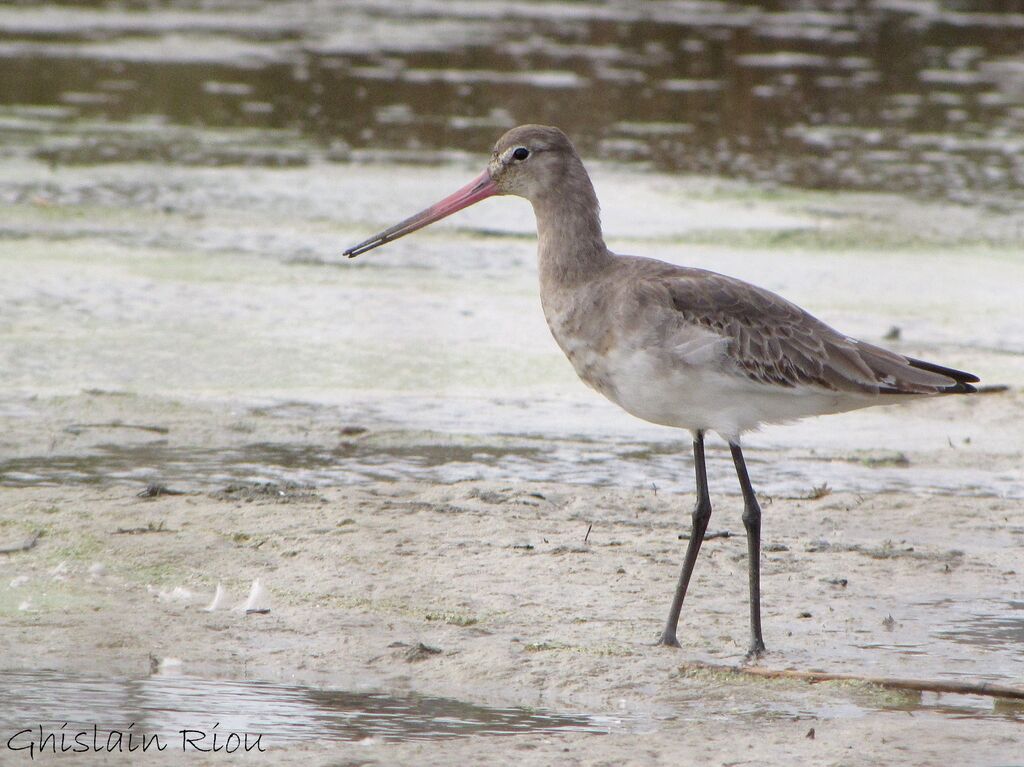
[3,2,1024,764]
[1,475,1022,764]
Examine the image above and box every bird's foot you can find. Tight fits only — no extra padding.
[656,631,681,648]
[743,640,767,663]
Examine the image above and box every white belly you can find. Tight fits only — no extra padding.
[559,336,864,442]
[541,280,875,441]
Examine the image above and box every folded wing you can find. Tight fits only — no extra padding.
[647,268,978,396]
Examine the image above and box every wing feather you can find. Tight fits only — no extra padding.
[637,267,978,396]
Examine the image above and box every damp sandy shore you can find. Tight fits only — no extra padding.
[2,450,1023,765]
[3,2,1024,763]
[2,120,1024,767]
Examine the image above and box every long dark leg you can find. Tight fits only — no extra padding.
[659,431,712,647]
[730,442,766,658]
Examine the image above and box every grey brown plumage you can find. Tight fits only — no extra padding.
[653,264,977,396]
[343,124,980,657]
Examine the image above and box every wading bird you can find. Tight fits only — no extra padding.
[343,125,978,658]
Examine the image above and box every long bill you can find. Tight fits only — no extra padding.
[343,170,498,258]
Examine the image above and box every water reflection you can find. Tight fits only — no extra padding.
[0,670,618,745]
[854,596,1024,691]
[1,1,1023,206]
[1,430,1021,498]
[930,598,1024,650]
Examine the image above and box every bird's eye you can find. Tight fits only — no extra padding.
[512,147,530,161]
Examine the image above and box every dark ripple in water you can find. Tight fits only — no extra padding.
[0,670,620,745]
[2,1,1024,207]
[1,435,1020,498]
[930,598,1024,650]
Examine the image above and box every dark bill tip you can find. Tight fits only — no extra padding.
[342,170,497,258]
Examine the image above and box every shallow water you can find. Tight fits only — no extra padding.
[1,3,1022,499]
[0,661,1017,756]
[1,7,1022,760]
[0,670,626,747]
[930,597,1024,651]
[852,596,1024,685]
[1,423,1021,499]
[3,1,1024,208]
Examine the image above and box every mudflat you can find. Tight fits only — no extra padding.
[1,387,1022,764]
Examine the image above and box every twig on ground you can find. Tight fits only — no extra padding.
[0,531,41,554]
[137,484,186,498]
[678,530,732,540]
[679,661,1024,701]
[114,521,175,535]
[64,422,169,435]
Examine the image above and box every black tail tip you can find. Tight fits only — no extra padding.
[906,356,980,388]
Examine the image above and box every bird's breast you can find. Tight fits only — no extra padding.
[540,289,621,399]
[545,306,712,429]
[540,287,782,437]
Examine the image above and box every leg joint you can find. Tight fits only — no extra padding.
[741,498,761,529]
[692,496,712,525]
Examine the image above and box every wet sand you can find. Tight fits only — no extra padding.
[2,462,1023,764]
[3,93,1024,767]
[3,114,1024,767]
[3,3,1024,763]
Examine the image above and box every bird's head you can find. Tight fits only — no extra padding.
[485,124,580,201]
[343,124,581,257]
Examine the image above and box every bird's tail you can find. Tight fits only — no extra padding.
[855,342,979,395]
[901,356,979,394]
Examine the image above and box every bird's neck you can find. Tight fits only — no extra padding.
[532,173,610,291]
